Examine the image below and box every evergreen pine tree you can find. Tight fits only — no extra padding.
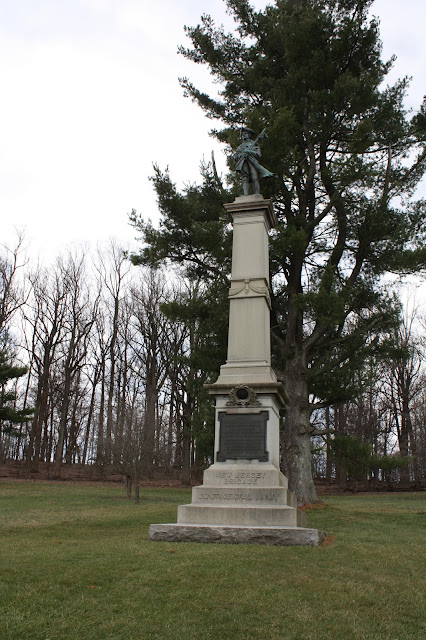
[0,350,33,438]
[132,0,426,502]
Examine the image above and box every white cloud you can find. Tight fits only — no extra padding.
[1,0,425,263]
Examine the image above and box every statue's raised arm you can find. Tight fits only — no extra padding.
[233,126,277,196]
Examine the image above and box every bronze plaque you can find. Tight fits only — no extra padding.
[216,411,269,462]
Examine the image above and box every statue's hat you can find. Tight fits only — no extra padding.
[241,126,256,136]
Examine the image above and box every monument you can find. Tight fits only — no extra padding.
[149,128,326,545]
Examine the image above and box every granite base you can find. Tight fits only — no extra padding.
[149,523,327,546]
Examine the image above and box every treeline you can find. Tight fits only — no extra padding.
[0,235,425,490]
[0,236,218,489]
[311,315,426,489]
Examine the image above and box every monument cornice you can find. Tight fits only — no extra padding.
[224,195,277,230]
[204,380,290,408]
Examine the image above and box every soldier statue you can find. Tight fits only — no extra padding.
[234,127,278,195]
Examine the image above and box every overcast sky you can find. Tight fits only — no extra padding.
[1,0,425,264]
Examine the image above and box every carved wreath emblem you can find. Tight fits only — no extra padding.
[226,384,261,407]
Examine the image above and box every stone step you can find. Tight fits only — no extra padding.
[191,485,297,508]
[177,504,306,528]
[203,464,288,488]
[150,523,326,546]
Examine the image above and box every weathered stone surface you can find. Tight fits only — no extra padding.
[149,524,327,546]
[214,198,277,388]
[192,485,297,507]
[177,503,306,527]
[203,463,288,488]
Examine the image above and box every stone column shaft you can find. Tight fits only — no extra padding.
[216,195,277,385]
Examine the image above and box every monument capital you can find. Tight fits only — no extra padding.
[224,194,277,230]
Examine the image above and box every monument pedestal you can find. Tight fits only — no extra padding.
[150,411,326,546]
[149,195,326,546]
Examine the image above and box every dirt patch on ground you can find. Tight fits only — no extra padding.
[300,502,327,511]
[322,534,336,546]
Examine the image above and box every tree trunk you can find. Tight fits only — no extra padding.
[114,366,125,464]
[325,406,333,483]
[334,404,347,488]
[282,354,318,505]
[125,474,132,499]
[106,295,120,464]
[66,373,81,465]
[82,369,99,465]
[398,426,410,484]
[54,370,72,476]
[96,355,106,465]
[410,423,421,486]
[166,385,175,472]
[133,462,140,504]
[142,356,157,477]
[28,364,50,472]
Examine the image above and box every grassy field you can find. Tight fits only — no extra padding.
[0,481,424,640]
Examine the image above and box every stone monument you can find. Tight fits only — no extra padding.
[149,128,326,546]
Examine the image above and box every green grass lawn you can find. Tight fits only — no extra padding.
[0,481,424,640]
